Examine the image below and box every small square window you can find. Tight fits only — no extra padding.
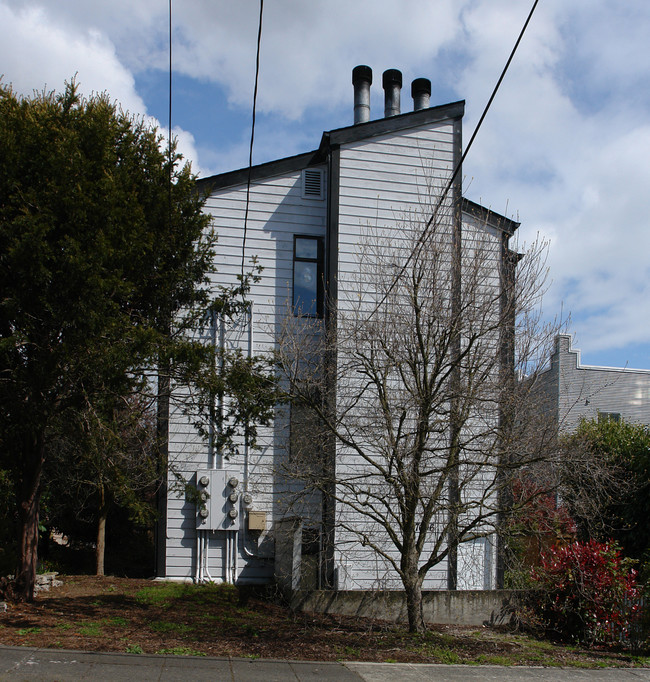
[293,236,324,317]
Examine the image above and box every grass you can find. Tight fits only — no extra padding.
[338,645,361,659]
[135,581,238,609]
[0,575,647,667]
[156,646,206,657]
[17,627,41,636]
[107,616,128,627]
[78,622,102,637]
[428,647,462,664]
[148,620,192,634]
[475,654,515,666]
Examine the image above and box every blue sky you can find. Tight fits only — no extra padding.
[2,0,650,369]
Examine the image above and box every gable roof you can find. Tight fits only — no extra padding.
[197,100,465,195]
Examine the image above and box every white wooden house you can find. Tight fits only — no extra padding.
[534,334,650,432]
[156,66,520,591]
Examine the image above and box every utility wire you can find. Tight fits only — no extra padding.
[367,0,540,319]
[168,0,173,226]
[241,0,264,283]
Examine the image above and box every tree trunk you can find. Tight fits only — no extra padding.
[15,434,45,602]
[404,576,426,633]
[402,542,426,633]
[96,484,108,576]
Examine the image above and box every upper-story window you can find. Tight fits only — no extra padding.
[293,236,324,317]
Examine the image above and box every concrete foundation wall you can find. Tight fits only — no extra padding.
[293,589,521,626]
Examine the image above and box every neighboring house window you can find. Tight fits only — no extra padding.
[598,411,621,423]
[293,236,323,317]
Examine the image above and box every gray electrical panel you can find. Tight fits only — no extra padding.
[195,470,240,530]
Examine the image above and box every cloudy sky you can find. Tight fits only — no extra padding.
[2,0,649,369]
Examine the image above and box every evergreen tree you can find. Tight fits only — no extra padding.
[0,82,275,599]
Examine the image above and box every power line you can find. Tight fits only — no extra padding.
[168,0,173,232]
[168,0,172,162]
[367,0,541,319]
[241,0,264,283]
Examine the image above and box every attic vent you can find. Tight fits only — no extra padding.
[302,169,324,200]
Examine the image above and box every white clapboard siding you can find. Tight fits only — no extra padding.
[163,100,512,593]
[163,165,327,581]
[332,121,457,589]
[537,335,650,432]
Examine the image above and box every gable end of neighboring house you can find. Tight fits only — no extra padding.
[534,334,650,432]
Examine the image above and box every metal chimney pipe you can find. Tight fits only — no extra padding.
[411,78,431,111]
[382,69,402,117]
[352,65,372,124]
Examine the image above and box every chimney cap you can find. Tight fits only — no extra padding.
[382,69,403,88]
[411,77,431,98]
[352,65,373,85]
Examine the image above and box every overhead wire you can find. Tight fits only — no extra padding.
[366,0,541,320]
[241,0,264,284]
[168,0,173,227]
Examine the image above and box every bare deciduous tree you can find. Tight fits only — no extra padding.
[277,200,568,633]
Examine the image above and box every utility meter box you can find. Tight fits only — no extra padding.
[248,510,267,531]
[195,470,241,531]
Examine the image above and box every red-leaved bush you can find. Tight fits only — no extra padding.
[529,540,640,644]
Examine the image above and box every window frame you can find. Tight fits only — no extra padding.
[292,235,324,318]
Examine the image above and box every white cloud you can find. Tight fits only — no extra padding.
[0,3,146,115]
[449,0,650,360]
[2,0,650,363]
[168,0,468,119]
[0,1,202,172]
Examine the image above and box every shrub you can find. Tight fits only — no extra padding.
[528,539,640,645]
[505,476,577,589]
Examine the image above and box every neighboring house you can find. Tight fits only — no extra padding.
[156,66,520,591]
[534,334,650,432]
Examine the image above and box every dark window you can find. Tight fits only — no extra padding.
[293,236,323,317]
[598,411,621,423]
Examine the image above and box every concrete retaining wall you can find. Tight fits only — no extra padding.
[292,589,521,626]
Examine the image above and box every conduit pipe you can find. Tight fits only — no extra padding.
[241,303,263,560]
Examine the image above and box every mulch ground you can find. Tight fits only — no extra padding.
[0,575,647,667]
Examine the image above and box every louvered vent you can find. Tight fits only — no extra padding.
[302,169,324,199]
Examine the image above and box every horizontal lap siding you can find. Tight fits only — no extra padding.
[333,122,456,590]
[163,166,327,581]
[549,336,650,431]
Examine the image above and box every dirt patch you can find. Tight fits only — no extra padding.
[0,575,647,666]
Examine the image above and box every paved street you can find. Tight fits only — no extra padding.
[2,645,650,681]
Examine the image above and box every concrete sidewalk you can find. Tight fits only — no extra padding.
[2,645,650,681]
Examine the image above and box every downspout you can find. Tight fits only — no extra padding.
[322,138,341,589]
[241,303,261,560]
[447,115,463,591]
[495,239,519,589]
[208,309,217,469]
[217,315,226,470]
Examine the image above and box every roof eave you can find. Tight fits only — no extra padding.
[461,197,520,236]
